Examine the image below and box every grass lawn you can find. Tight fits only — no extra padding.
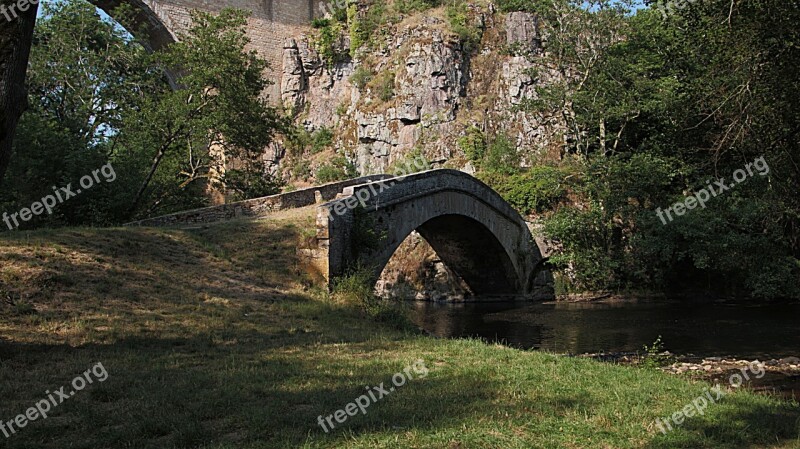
[0,207,798,449]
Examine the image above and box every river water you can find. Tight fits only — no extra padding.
[409,299,800,359]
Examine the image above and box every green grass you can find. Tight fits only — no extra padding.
[0,207,798,448]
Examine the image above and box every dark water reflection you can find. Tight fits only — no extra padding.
[410,299,800,359]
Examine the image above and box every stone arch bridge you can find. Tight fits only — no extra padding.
[315,170,553,299]
[128,169,554,299]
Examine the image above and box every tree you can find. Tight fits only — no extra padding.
[1,2,286,227]
[122,8,285,218]
[0,0,37,182]
[516,0,634,158]
[0,0,152,226]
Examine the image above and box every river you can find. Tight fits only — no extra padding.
[409,299,800,359]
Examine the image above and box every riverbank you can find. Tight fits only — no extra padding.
[1,208,798,448]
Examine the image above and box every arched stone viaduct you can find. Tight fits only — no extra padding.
[88,0,317,98]
[315,170,554,299]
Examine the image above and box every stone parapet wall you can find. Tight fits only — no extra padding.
[126,175,390,227]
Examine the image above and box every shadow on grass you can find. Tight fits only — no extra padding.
[2,219,799,448]
[643,394,800,449]
[0,331,496,449]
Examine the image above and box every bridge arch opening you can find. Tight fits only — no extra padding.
[372,214,522,299]
[89,0,177,53]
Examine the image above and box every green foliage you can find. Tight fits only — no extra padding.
[289,159,311,181]
[0,1,155,227]
[446,2,482,52]
[311,127,335,153]
[314,19,348,67]
[331,264,413,330]
[496,166,567,215]
[494,0,547,13]
[347,2,363,57]
[0,2,285,226]
[315,155,358,183]
[350,65,374,90]
[482,134,521,176]
[223,169,284,201]
[394,0,441,14]
[531,1,800,299]
[640,336,672,369]
[542,154,682,291]
[374,70,396,102]
[462,131,519,178]
[458,126,487,164]
[311,17,331,28]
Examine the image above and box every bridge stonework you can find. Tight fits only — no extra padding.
[315,170,555,300]
[90,0,317,100]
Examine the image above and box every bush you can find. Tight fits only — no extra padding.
[350,65,373,90]
[482,133,520,176]
[457,126,487,164]
[497,166,567,215]
[314,20,348,67]
[374,70,396,102]
[311,127,334,153]
[394,0,441,14]
[332,264,415,331]
[446,3,482,52]
[494,0,546,13]
[316,155,358,183]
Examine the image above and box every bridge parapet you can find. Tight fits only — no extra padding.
[315,170,554,300]
[125,175,390,227]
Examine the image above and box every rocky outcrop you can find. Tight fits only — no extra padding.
[276,6,565,175]
[376,232,472,301]
[273,7,564,300]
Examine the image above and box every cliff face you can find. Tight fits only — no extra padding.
[276,5,562,176]
[274,5,558,300]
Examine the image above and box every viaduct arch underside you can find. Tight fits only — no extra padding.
[87,0,317,96]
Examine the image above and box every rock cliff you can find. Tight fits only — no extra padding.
[277,4,562,177]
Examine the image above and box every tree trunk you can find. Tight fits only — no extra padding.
[0,0,38,182]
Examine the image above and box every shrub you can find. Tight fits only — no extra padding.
[311,127,334,153]
[394,0,441,14]
[497,166,567,215]
[350,65,373,90]
[316,155,358,183]
[332,263,415,331]
[482,133,520,175]
[457,126,487,165]
[314,20,348,67]
[446,3,482,52]
[374,70,396,102]
[495,0,546,13]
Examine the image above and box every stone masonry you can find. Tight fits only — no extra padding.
[91,0,317,100]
